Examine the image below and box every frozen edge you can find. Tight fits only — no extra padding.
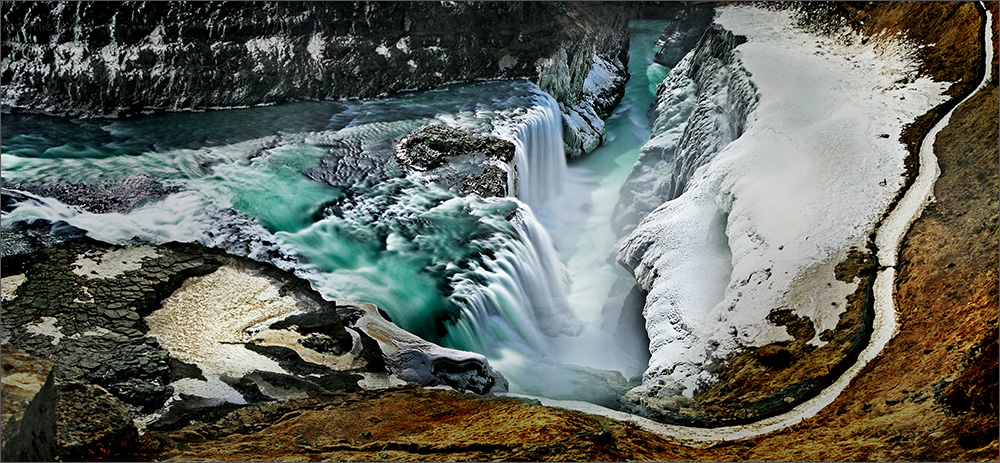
[507,4,993,445]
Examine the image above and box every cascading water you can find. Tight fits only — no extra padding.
[0,80,576,365]
[492,93,567,208]
[1,20,671,407]
[494,20,671,397]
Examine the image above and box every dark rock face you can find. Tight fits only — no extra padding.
[653,3,716,68]
[397,125,516,197]
[0,240,218,412]
[1,2,632,157]
[0,216,88,259]
[0,240,380,415]
[0,346,58,462]
[55,380,140,461]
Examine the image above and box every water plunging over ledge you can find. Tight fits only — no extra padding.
[0,19,671,410]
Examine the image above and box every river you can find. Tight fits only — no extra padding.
[1,20,670,404]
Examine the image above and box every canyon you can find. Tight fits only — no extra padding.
[1,2,997,461]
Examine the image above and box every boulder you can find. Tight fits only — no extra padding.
[55,381,140,461]
[1,345,58,462]
[396,125,516,197]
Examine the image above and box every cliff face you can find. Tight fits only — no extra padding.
[0,1,632,157]
[613,23,756,237]
[614,2,969,428]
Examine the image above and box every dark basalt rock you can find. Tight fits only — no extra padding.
[168,358,206,383]
[653,3,716,68]
[54,380,140,461]
[5,176,181,214]
[1,2,630,119]
[398,125,515,172]
[397,125,516,198]
[0,239,372,416]
[1,346,58,462]
[0,218,88,258]
[0,240,218,412]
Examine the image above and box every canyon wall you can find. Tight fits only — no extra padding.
[0,1,634,157]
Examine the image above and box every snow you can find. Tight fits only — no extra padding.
[307,33,325,62]
[1,274,27,302]
[145,266,296,378]
[619,5,950,396]
[25,317,64,346]
[582,56,618,96]
[71,246,162,279]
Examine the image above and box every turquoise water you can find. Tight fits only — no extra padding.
[496,20,671,386]
[1,80,569,356]
[1,20,671,400]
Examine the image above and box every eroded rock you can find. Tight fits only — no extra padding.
[55,381,139,461]
[396,125,516,197]
[1,345,57,462]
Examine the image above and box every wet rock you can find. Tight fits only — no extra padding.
[397,125,517,197]
[5,175,180,214]
[0,217,88,258]
[1,346,58,462]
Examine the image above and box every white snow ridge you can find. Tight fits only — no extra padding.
[618,5,949,402]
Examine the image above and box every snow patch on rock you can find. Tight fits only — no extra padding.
[71,246,162,280]
[1,274,27,302]
[25,317,64,346]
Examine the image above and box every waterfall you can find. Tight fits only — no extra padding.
[446,205,582,355]
[494,91,567,208]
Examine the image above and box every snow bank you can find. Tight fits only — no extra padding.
[619,5,949,399]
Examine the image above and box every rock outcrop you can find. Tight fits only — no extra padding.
[653,3,716,69]
[1,346,58,462]
[613,23,757,237]
[396,125,516,198]
[5,176,180,214]
[1,239,507,432]
[55,381,141,461]
[1,2,632,158]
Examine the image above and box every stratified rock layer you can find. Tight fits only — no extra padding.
[1,239,507,430]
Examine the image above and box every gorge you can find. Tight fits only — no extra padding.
[1,2,997,461]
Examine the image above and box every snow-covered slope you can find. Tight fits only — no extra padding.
[617,5,950,410]
[613,24,758,236]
